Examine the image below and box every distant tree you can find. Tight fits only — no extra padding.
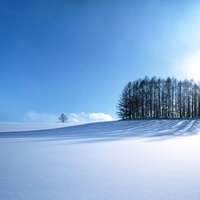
[59,113,68,123]
[117,83,131,120]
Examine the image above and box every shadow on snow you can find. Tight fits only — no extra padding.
[0,119,200,143]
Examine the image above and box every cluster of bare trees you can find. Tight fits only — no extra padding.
[117,76,200,119]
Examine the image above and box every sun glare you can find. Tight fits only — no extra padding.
[188,66,200,82]
[174,51,200,82]
[185,51,200,82]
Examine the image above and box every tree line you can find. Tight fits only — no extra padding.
[117,76,200,119]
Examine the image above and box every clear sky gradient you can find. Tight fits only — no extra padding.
[1,0,200,122]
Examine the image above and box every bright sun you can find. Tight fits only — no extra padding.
[175,51,200,82]
[185,52,200,82]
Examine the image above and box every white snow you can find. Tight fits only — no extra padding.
[0,121,81,132]
[1,119,200,200]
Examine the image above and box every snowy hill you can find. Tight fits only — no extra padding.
[0,119,199,139]
[1,119,200,200]
[0,121,79,132]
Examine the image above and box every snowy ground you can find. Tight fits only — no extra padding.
[1,119,200,200]
[0,121,80,132]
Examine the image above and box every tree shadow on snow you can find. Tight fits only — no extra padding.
[0,119,200,143]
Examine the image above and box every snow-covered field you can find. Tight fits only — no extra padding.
[0,121,80,132]
[1,119,200,200]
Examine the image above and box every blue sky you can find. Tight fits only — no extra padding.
[1,0,200,123]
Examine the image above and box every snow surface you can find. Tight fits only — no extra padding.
[1,119,200,200]
[0,121,81,132]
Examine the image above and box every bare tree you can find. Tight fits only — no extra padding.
[117,76,200,120]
